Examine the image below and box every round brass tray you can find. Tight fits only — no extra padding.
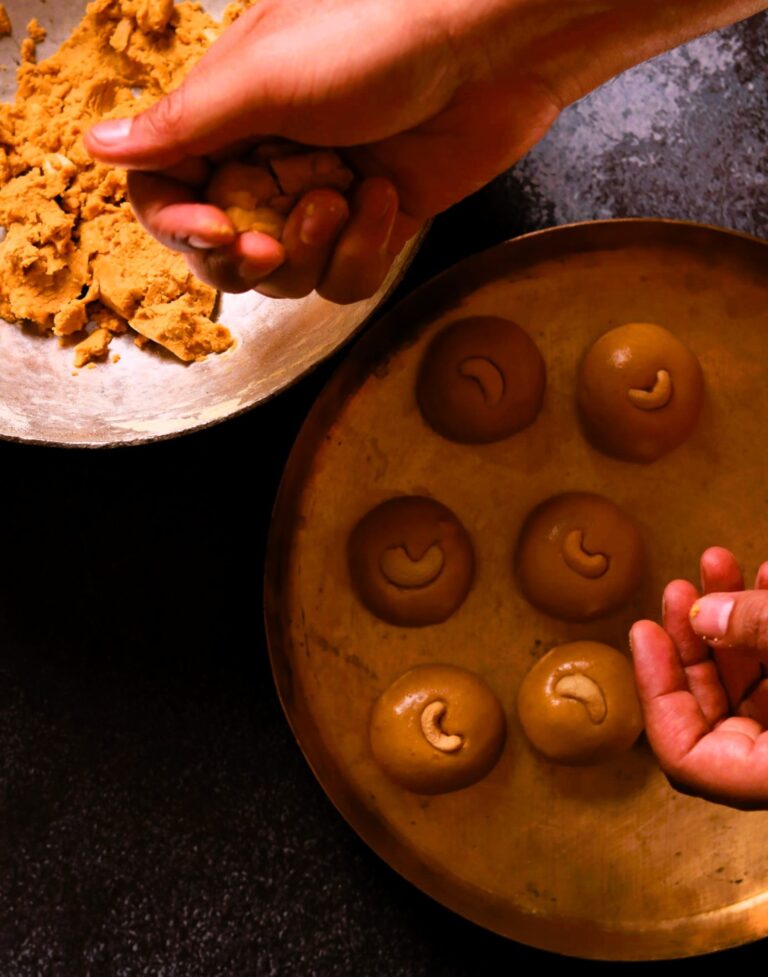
[0,0,418,446]
[264,219,768,960]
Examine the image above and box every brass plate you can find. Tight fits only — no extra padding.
[265,219,768,960]
[0,0,418,446]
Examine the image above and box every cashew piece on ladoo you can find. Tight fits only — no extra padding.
[420,700,464,753]
[561,529,609,579]
[628,369,672,410]
[554,673,607,724]
[379,544,444,589]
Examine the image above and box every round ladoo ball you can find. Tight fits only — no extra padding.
[515,492,644,621]
[370,664,507,793]
[578,322,704,463]
[416,315,546,444]
[517,642,643,765]
[348,496,474,627]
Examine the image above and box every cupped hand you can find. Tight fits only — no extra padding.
[631,547,768,810]
[85,0,768,301]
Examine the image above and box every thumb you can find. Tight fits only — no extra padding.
[85,11,281,169]
[690,590,768,654]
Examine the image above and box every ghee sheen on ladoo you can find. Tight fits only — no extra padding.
[0,0,251,368]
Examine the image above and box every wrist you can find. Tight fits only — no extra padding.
[427,0,574,96]
[436,0,768,109]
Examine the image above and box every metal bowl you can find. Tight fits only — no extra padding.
[0,0,418,446]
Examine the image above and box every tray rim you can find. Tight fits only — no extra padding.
[263,217,768,961]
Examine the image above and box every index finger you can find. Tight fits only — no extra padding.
[127,170,236,253]
[700,546,743,594]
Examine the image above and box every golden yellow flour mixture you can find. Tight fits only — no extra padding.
[0,1,245,367]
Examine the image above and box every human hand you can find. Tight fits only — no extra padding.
[85,0,768,301]
[631,547,768,810]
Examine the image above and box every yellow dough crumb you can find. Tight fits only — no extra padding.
[0,5,11,38]
[54,297,89,336]
[74,327,112,367]
[19,37,36,63]
[0,0,247,366]
[27,19,47,44]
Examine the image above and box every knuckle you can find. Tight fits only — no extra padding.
[142,87,187,142]
[755,612,768,652]
[528,72,569,115]
[259,275,314,300]
[196,251,251,294]
[665,771,696,798]
[737,595,768,651]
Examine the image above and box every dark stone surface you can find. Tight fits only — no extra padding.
[1,12,767,976]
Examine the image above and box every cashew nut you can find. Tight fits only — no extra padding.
[554,674,607,724]
[628,369,672,410]
[561,529,609,579]
[42,153,77,180]
[379,544,444,589]
[420,700,463,753]
[458,356,505,406]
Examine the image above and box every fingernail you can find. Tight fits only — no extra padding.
[89,117,133,146]
[299,203,320,246]
[690,595,735,639]
[299,201,345,246]
[369,185,396,220]
[188,235,218,249]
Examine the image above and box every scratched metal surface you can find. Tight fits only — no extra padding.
[0,0,415,446]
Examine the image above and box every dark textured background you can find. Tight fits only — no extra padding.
[1,12,767,976]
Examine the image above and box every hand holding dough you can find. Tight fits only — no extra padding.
[86,0,767,302]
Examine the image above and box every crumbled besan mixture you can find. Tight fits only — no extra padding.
[0,1,253,367]
[27,19,47,44]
